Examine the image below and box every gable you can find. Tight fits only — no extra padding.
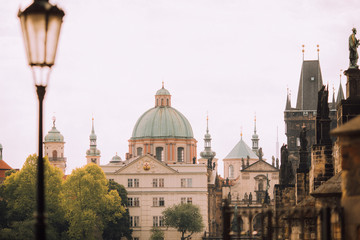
[114,155,178,174]
[242,160,278,172]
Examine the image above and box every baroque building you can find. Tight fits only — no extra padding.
[44,117,66,173]
[100,85,215,240]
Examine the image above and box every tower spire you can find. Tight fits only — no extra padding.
[251,115,259,152]
[200,114,216,161]
[87,117,101,165]
[317,44,320,60]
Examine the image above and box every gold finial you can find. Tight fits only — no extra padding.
[162,81,164,88]
[302,44,305,60]
[240,126,243,138]
[52,115,56,127]
[317,44,320,59]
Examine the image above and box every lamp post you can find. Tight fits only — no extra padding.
[18,1,64,239]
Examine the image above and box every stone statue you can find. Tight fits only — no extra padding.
[258,148,264,161]
[231,204,239,233]
[249,192,252,204]
[244,192,248,202]
[226,178,229,186]
[280,144,294,185]
[299,126,308,151]
[276,157,279,169]
[272,156,275,166]
[246,155,250,167]
[349,28,360,68]
[213,162,216,170]
[192,157,196,164]
[228,191,232,202]
[241,158,245,169]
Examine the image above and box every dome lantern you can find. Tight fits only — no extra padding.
[155,82,171,107]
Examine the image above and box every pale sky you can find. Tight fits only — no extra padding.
[0,0,358,175]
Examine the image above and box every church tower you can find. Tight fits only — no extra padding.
[44,116,66,173]
[251,115,259,153]
[86,118,101,165]
[199,115,217,170]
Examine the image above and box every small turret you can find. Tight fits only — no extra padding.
[200,115,216,160]
[86,118,101,165]
[251,115,259,152]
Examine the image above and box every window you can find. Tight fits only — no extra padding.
[187,178,192,187]
[91,158,97,163]
[187,197,192,204]
[166,99,169,106]
[153,178,164,188]
[153,216,165,227]
[153,178,158,187]
[137,147,143,156]
[181,178,186,187]
[134,179,139,187]
[52,150,57,159]
[153,197,165,207]
[153,216,159,227]
[181,178,192,188]
[130,216,140,227]
[258,180,264,191]
[128,179,133,188]
[159,197,165,206]
[153,197,158,207]
[159,216,164,226]
[296,137,300,147]
[229,165,234,178]
[156,147,164,161]
[310,76,315,81]
[177,147,184,162]
[156,99,159,106]
[128,197,139,207]
[128,179,139,188]
[181,197,186,204]
[181,197,192,204]
[159,178,164,187]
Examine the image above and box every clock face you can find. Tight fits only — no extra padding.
[143,162,150,171]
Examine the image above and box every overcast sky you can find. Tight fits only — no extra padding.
[0,0,358,175]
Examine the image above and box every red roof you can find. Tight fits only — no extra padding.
[0,159,13,179]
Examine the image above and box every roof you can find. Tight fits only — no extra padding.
[311,171,342,198]
[296,60,323,110]
[131,106,194,139]
[224,137,258,159]
[44,126,64,142]
[0,159,12,170]
[242,159,279,172]
[331,115,360,136]
[336,82,345,105]
[156,87,170,96]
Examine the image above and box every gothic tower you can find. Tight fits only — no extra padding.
[199,115,217,171]
[44,117,66,173]
[86,118,101,165]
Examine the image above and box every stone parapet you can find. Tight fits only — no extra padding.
[310,145,334,193]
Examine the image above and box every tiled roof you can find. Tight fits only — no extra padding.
[0,159,12,170]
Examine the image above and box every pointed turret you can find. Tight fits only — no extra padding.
[200,115,216,160]
[331,85,336,110]
[336,81,345,106]
[285,88,291,110]
[251,115,259,152]
[296,60,323,110]
[86,118,101,165]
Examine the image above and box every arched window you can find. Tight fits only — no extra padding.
[156,99,159,106]
[177,147,184,162]
[161,99,163,106]
[156,147,163,161]
[229,165,234,178]
[166,99,169,106]
[52,150,57,159]
[137,147,143,156]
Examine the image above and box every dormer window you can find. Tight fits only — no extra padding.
[310,76,315,81]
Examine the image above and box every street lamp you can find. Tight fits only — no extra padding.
[18,0,64,239]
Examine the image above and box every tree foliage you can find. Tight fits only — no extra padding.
[150,227,164,240]
[0,154,66,240]
[162,203,204,239]
[62,164,125,240]
[102,180,132,240]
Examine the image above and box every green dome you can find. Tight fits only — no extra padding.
[156,87,170,96]
[131,106,194,139]
[110,154,122,163]
[45,126,64,142]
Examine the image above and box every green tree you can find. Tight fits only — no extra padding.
[0,154,67,240]
[162,203,204,240]
[62,164,125,240]
[150,227,164,240]
[103,180,132,240]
